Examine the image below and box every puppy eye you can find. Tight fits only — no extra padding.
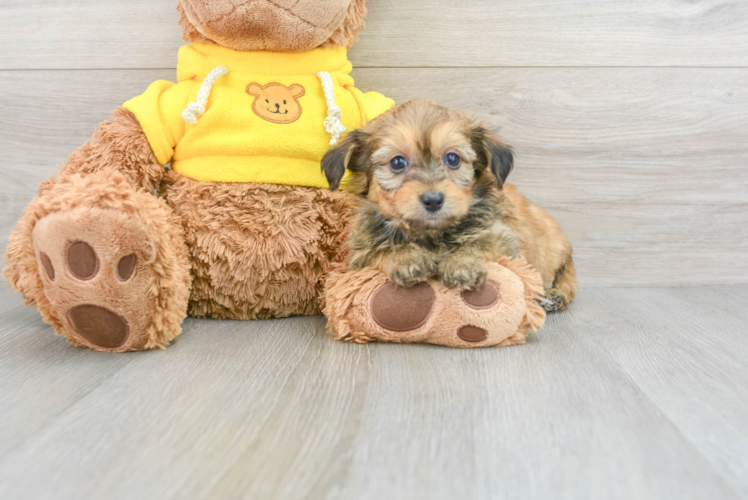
[444,152,461,169]
[283,100,287,105]
[389,155,409,173]
[265,99,269,103]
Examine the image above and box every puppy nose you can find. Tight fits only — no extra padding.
[275,103,280,109]
[420,191,445,212]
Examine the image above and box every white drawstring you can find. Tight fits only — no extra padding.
[182,67,345,145]
[182,66,229,125]
[317,71,346,145]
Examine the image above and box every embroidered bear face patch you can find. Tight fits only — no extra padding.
[246,83,305,124]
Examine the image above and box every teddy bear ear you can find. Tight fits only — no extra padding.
[324,0,367,48]
[246,83,263,96]
[289,84,306,99]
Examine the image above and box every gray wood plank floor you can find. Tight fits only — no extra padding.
[1,284,746,500]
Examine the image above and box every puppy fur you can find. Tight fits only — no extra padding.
[322,99,577,311]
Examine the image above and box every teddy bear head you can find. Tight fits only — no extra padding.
[177,0,367,52]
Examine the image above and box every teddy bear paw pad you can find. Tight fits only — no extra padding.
[66,241,99,280]
[461,282,500,310]
[370,282,435,332]
[457,325,489,343]
[454,282,499,343]
[67,305,130,349]
[39,252,55,281]
[31,207,159,352]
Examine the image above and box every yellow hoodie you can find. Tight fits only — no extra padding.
[123,44,394,188]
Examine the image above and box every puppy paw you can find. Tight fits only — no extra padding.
[438,256,488,290]
[386,251,437,288]
[540,288,569,313]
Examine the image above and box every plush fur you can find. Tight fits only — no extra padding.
[322,99,577,311]
[51,107,165,192]
[324,257,546,348]
[4,104,354,350]
[3,0,366,351]
[163,171,352,320]
[4,169,191,351]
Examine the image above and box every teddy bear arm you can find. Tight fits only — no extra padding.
[52,107,165,195]
[325,259,547,348]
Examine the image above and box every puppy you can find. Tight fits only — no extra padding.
[321,99,577,312]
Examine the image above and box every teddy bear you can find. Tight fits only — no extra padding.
[3,0,395,352]
[5,0,549,352]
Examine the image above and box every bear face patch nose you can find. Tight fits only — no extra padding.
[420,191,445,213]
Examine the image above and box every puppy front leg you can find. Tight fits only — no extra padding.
[438,248,488,290]
[383,245,438,288]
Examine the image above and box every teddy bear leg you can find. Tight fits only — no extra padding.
[3,169,191,352]
[324,259,547,348]
[164,173,352,320]
[326,273,502,347]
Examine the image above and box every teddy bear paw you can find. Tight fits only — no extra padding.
[32,206,165,351]
[326,261,543,348]
[369,280,504,346]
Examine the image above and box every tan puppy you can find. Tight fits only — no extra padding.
[322,99,577,311]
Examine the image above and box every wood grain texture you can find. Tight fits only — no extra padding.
[581,286,748,496]
[1,0,748,70]
[0,0,183,70]
[2,68,746,286]
[0,285,746,500]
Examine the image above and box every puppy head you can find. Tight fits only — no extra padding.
[322,99,514,229]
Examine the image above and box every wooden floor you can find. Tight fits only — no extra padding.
[0,284,746,499]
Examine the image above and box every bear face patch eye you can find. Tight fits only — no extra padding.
[444,152,461,169]
[265,99,269,103]
[389,155,409,173]
[283,100,287,105]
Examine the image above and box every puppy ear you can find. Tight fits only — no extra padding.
[472,127,514,188]
[488,140,514,187]
[321,130,369,191]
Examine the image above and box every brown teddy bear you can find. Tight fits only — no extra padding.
[3,0,394,352]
